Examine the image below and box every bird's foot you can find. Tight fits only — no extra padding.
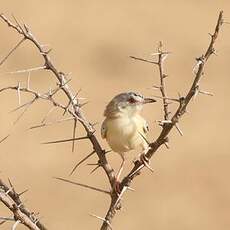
[113,158,125,194]
[140,153,154,173]
[113,179,122,195]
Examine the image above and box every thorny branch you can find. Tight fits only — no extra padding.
[100,11,224,230]
[0,11,224,230]
[0,13,115,187]
[0,179,47,230]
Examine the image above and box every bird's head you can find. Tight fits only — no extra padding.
[104,91,156,118]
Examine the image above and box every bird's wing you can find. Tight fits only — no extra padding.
[143,120,149,134]
[101,120,107,139]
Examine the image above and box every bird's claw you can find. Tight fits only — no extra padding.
[113,179,122,195]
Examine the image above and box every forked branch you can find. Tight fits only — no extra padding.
[100,11,224,230]
[0,11,224,230]
[0,13,115,188]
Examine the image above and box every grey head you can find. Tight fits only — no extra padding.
[104,91,156,118]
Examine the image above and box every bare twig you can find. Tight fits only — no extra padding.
[12,220,20,230]
[129,55,158,65]
[29,117,75,130]
[1,66,46,75]
[0,38,25,66]
[42,136,89,144]
[69,150,96,175]
[90,213,113,230]
[71,119,77,152]
[0,134,10,144]
[0,216,14,221]
[54,177,110,195]
[156,42,170,120]
[199,90,214,96]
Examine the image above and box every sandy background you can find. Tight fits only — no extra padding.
[0,1,230,229]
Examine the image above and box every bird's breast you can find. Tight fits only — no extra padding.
[105,115,147,153]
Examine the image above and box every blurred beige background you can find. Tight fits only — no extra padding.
[0,1,230,229]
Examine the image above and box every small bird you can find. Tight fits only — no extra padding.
[101,91,156,189]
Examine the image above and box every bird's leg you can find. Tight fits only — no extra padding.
[116,157,125,182]
[140,147,154,173]
[128,148,153,178]
[113,155,125,194]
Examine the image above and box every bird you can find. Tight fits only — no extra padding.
[101,91,156,190]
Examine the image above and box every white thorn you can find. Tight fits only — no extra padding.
[150,52,161,56]
[164,142,170,149]
[152,85,161,90]
[2,66,46,75]
[89,214,113,230]
[12,220,20,230]
[17,202,23,208]
[198,90,214,96]
[175,123,183,136]
[0,217,14,221]
[129,164,145,178]
[192,59,203,74]
[126,186,135,191]
[27,72,31,89]
[17,82,21,105]
[40,44,50,47]
[114,186,127,208]
[161,53,169,62]
[193,85,199,101]
[77,97,87,100]
[48,87,52,96]
[5,187,13,195]
[157,120,172,124]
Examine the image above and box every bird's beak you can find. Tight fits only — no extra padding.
[143,97,157,104]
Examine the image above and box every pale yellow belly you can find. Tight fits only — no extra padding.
[105,116,147,153]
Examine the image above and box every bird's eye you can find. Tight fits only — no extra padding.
[128,97,136,104]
